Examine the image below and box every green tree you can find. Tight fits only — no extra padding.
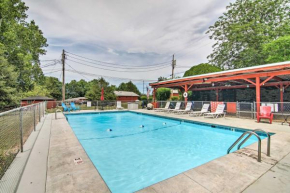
[183,63,222,77]
[158,77,167,81]
[85,78,116,100]
[44,77,62,100]
[23,83,50,98]
[207,0,290,69]
[66,79,89,99]
[0,0,48,92]
[156,88,171,101]
[262,35,290,63]
[117,81,141,95]
[77,79,89,97]
[0,43,17,108]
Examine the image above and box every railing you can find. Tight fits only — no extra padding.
[0,102,46,192]
[237,129,271,156]
[227,131,262,162]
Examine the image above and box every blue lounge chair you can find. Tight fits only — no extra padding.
[62,102,71,112]
[70,102,80,111]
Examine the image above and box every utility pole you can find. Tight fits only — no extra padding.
[62,49,65,102]
[171,54,176,79]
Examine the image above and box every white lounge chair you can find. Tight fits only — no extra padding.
[174,102,193,114]
[116,101,124,110]
[189,104,210,117]
[166,102,181,113]
[204,104,226,118]
[154,102,170,112]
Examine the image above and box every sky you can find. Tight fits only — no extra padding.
[24,0,232,94]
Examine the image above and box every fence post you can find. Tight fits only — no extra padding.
[39,103,41,122]
[34,105,36,131]
[253,102,256,119]
[19,108,23,152]
[43,102,45,117]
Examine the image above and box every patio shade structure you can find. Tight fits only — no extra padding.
[149,61,290,117]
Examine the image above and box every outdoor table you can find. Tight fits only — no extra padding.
[274,113,290,126]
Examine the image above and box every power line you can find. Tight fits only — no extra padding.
[66,54,171,69]
[66,62,90,81]
[65,69,156,81]
[43,69,62,75]
[65,51,171,67]
[67,58,171,72]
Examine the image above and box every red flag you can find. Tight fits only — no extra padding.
[101,87,104,101]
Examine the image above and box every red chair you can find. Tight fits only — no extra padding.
[257,106,274,124]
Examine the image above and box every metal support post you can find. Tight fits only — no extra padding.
[34,105,36,131]
[39,103,41,122]
[19,108,23,152]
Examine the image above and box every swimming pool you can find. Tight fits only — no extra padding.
[66,112,265,193]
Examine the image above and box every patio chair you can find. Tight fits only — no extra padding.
[189,104,210,117]
[257,106,273,124]
[62,102,71,112]
[154,102,170,112]
[166,102,181,113]
[174,102,193,114]
[116,101,124,110]
[204,104,226,118]
[70,102,80,111]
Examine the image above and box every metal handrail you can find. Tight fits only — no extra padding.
[227,131,261,162]
[237,129,270,156]
[55,109,62,119]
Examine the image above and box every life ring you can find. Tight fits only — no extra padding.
[183,92,188,98]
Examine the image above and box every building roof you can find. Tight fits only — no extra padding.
[21,96,54,101]
[150,61,290,90]
[66,97,87,101]
[114,91,139,97]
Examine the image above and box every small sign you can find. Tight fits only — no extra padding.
[74,157,83,165]
[87,101,91,107]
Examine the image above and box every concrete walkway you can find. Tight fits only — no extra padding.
[46,113,110,193]
[16,114,52,193]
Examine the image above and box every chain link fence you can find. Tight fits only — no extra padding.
[46,100,145,113]
[0,102,45,181]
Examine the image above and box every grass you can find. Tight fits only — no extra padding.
[0,105,42,179]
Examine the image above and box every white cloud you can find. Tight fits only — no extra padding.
[24,0,233,91]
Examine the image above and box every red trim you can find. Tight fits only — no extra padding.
[260,76,274,86]
[150,63,290,87]
[189,81,290,91]
[243,78,256,85]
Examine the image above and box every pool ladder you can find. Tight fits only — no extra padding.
[227,129,271,162]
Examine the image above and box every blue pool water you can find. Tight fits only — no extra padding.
[66,112,265,193]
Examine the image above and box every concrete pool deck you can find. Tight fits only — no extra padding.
[15,109,290,193]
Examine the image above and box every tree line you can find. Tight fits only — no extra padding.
[40,77,142,101]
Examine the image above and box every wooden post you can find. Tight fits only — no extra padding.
[62,49,65,102]
[256,77,261,115]
[171,55,176,79]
